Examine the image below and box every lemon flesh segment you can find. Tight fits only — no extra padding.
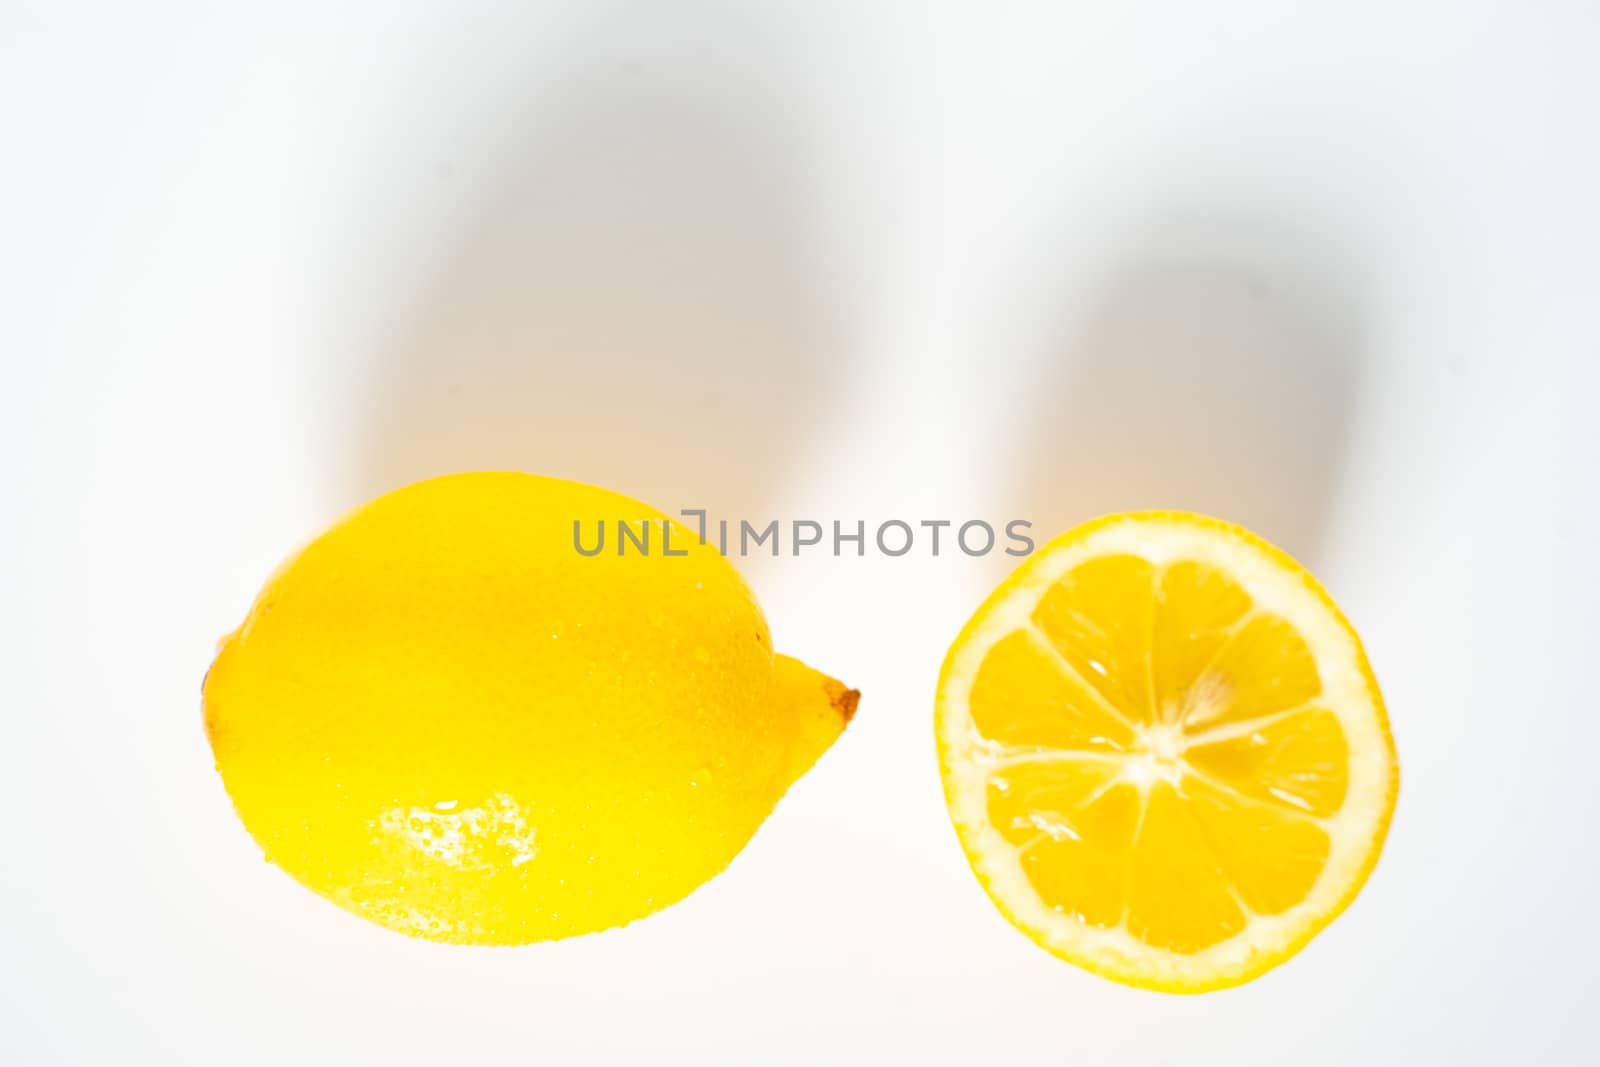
[937,513,1396,992]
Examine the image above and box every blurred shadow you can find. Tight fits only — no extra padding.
[1009,225,1363,569]
[350,62,845,538]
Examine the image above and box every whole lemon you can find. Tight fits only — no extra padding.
[203,472,856,943]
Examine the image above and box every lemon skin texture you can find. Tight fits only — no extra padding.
[204,472,857,944]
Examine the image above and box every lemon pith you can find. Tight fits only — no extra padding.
[936,512,1397,992]
[204,472,856,944]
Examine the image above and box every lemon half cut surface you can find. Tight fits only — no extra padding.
[935,512,1397,992]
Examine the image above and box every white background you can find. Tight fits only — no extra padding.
[3,2,1596,1063]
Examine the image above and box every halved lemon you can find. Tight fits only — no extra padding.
[936,512,1397,992]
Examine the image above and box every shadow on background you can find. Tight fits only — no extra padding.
[1009,223,1364,570]
[352,63,846,535]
